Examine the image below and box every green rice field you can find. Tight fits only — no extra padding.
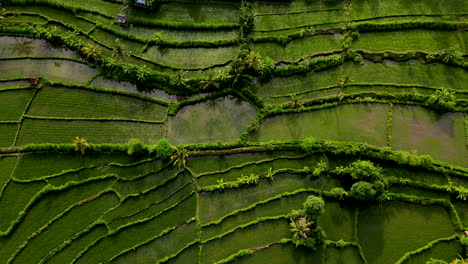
[0,0,467,263]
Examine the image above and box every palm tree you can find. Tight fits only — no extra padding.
[82,44,101,61]
[136,65,151,81]
[170,70,187,87]
[0,7,11,19]
[112,38,129,60]
[246,50,261,70]
[10,38,34,56]
[171,148,188,169]
[290,217,311,246]
[122,63,134,74]
[73,137,89,155]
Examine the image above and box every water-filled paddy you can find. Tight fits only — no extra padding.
[168,96,257,144]
[358,201,455,264]
[0,59,97,84]
[250,103,388,146]
[391,104,468,167]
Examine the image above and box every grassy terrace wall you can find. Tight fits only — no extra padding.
[0,0,467,263]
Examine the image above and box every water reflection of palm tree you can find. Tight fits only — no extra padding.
[11,38,34,56]
[207,98,220,109]
[287,113,302,140]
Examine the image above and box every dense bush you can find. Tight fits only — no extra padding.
[127,138,146,156]
[303,195,325,221]
[151,138,174,160]
[350,181,377,201]
[289,195,326,249]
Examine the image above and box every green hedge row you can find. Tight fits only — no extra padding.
[95,23,240,48]
[5,0,114,18]
[349,21,468,32]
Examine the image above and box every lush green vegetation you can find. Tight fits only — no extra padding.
[0,0,466,263]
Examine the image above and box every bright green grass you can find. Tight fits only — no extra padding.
[0,157,16,195]
[46,224,108,264]
[111,222,197,264]
[250,103,389,146]
[404,240,463,264]
[12,192,120,264]
[168,96,257,144]
[74,196,196,264]
[13,153,134,181]
[0,80,30,89]
[0,181,47,232]
[111,165,179,198]
[198,173,339,224]
[389,185,451,199]
[253,0,345,13]
[383,166,449,186]
[350,0,466,20]
[90,76,176,103]
[142,46,237,69]
[201,218,290,264]
[108,186,194,231]
[90,28,146,55]
[47,0,121,17]
[16,119,165,145]
[1,14,47,23]
[197,155,319,186]
[319,200,356,242]
[342,84,439,97]
[0,37,79,58]
[0,124,19,147]
[353,30,463,52]
[127,2,240,24]
[0,59,97,85]
[0,179,115,263]
[450,175,468,189]
[186,151,301,175]
[358,201,455,264]
[254,10,345,31]
[76,11,113,25]
[391,105,468,167]
[324,246,363,264]
[201,191,315,240]
[47,159,164,187]
[28,86,167,121]
[104,174,193,230]
[6,6,95,32]
[115,25,238,42]
[254,65,342,97]
[263,87,341,105]
[253,34,342,62]
[230,242,322,264]
[165,242,199,264]
[344,61,467,90]
[0,180,112,263]
[453,200,468,228]
[0,89,34,121]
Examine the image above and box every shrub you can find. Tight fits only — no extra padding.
[303,195,325,221]
[460,236,468,246]
[441,47,464,64]
[329,187,348,200]
[73,137,89,155]
[313,160,328,176]
[127,138,145,156]
[349,160,382,181]
[350,181,377,201]
[259,56,276,78]
[152,138,174,160]
[425,259,447,264]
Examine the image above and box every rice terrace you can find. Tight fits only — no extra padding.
[0,0,467,263]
